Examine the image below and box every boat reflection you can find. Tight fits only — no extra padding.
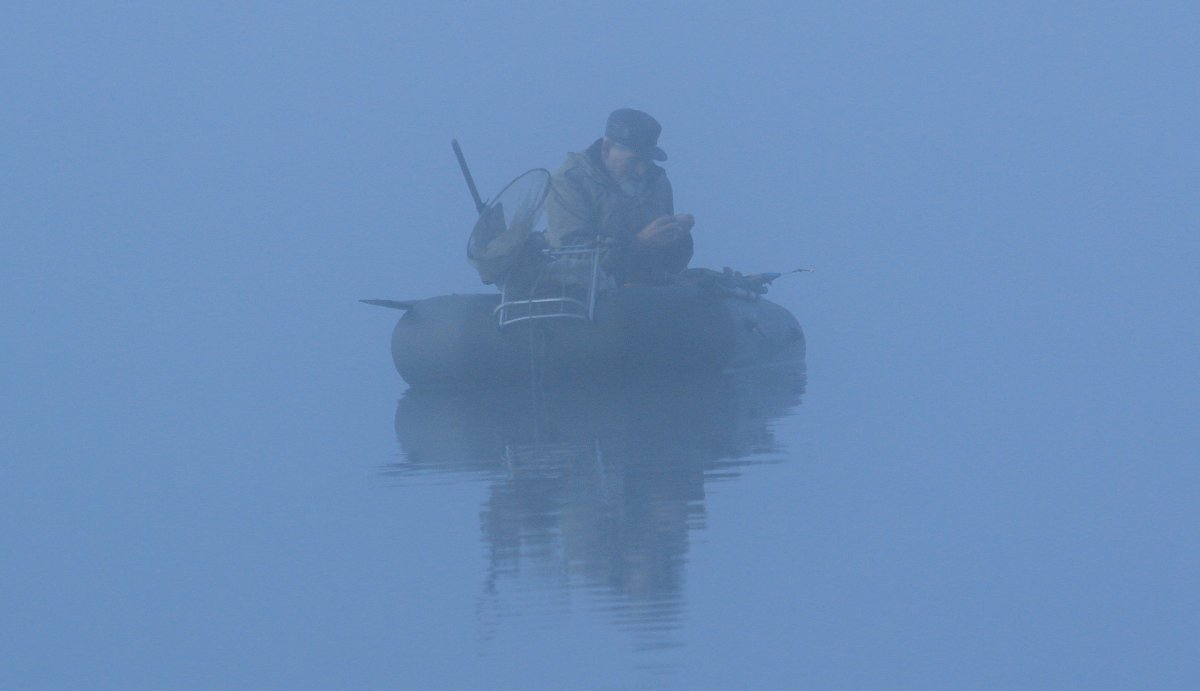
[387,364,805,649]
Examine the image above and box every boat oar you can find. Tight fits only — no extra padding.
[360,299,417,311]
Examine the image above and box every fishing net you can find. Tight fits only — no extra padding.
[467,169,551,284]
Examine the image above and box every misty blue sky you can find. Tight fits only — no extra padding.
[5,2,1194,376]
[2,2,1197,687]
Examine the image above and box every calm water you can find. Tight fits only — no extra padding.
[4,3,1196,689]
[5,281,1194,687]
[388,366,806,657]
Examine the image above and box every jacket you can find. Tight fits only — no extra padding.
[545,139,692,285]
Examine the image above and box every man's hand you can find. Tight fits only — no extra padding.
[637,213,695,248]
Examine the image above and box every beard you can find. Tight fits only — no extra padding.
[616,176,647,197]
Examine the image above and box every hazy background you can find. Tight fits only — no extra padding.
[3,2,1196,688]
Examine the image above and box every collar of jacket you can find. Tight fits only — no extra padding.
[579,138,665,190]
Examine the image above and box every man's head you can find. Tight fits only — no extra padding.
[601,108,666,192]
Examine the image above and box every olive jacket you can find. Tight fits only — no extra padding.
[545,139,692,285]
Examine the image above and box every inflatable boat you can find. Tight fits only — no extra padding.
[365,157,806,390]
[379,283,804,389]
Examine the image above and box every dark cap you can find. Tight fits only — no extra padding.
[605,108,667,161]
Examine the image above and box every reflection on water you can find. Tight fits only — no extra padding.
[386,364,805,652]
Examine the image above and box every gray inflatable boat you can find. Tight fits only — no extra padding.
[384,284,804,389]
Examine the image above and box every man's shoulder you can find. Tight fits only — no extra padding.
[552,151,589,178]
[553,153,598,181]
[553,140,606,182]
[648,164,671,189]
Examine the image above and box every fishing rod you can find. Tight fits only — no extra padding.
[451,139,486,215]
[723,267,814,294]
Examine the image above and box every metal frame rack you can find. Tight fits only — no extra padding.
[494,244,601,328]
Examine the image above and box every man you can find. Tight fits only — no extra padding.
[545,108,695,286]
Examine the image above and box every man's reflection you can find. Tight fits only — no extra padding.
[388,365,804,638]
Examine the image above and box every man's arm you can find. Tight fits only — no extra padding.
[635,177,693,273]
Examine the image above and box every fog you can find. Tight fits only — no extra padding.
[3,3,1196,688]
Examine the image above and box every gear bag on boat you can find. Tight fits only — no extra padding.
[466,169,552,286]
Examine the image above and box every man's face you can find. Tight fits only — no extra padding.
[602,140,650,185]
